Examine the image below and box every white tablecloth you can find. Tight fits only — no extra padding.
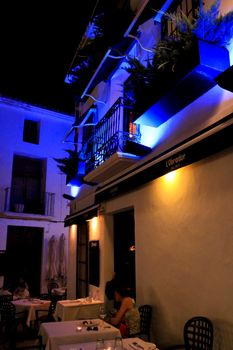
[54,299,103,321]
[58,337,158,350]
[39,318,121,350]
[13,298,51,327]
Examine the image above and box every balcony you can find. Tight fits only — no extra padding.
[2,187,55,216]
[78,97,151,184]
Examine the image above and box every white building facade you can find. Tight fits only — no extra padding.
[0,97,74,295]
[64,0,233,348]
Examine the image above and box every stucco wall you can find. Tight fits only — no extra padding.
[0,98,73,292]
[104,146,233,349]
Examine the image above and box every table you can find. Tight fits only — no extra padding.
[58,337,158,350]
[39,318,121,350]
[12,298,51,327]
[54,299,103,321]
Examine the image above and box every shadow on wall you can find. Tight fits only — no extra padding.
[214,319,233,350]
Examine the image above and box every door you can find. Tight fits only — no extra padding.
[114,209,136,299]
[5,225,43,296]
[76,222,88,298]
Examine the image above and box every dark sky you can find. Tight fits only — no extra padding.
[1,2,97,115]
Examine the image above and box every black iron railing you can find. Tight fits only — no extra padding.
[80,97,141,173]
[3,187,55,216]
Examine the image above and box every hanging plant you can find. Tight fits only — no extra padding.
[124,0,233,117]
[54,149,81,178]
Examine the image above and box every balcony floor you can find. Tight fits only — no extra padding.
[84,152,140,184]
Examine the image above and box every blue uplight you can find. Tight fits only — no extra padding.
[139,124,161,148]
[70,185,81,197]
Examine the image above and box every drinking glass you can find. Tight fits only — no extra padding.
[96,339,105,350]
[114,337,123,350]
[99,305,107,320]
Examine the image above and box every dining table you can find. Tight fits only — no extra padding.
[57,337,158,350]
[12,298,51,327]
[54,298,103,321]
[39,318,121,350]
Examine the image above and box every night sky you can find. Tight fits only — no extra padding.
[1,2,97,115]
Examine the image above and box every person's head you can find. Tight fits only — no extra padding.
[19,276,26,284]
[18,281,26,290]
[114,284,129,302]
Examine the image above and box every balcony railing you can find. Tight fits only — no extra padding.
[3,188,55,216]
[80,97,143,173]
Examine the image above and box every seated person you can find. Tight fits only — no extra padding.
[13,280,30,299]
[110,284,140,338]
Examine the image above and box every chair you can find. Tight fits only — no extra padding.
[0,294,13,302]
[39,293,51,300]
[14,335,43,350]
[138,304,152,341]
[47,281,59,295]
[0,300,27,349]
[35,295,58,329]
[164,316,214,350]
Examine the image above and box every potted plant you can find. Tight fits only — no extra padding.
[124,0,233,127]
[54,149,86,186]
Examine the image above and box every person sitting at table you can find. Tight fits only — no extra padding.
[13,279,30,299]
[110,284,140,338]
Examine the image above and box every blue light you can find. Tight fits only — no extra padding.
[139,124,161,148]
[70,185,81,197]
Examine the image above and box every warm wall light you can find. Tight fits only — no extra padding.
[165,171,176,182]
[91,217,97,231]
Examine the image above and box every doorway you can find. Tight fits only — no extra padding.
[76,222,88,298]
[113,209,136,298]
[5,225,43,296]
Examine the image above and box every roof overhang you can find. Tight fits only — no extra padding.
[95,113,233,202]
[84,151,140,184]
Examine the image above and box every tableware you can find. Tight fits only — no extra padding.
[96,339,105,350]
[78,320,99,328]
[99,305,107,320]
[114,337,123,350]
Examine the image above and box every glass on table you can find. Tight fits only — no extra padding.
[114,337,123,350]
[99,305,107,320]
[96,339,105,350]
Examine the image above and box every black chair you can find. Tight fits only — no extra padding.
[138,304,152,341]
[14,335,43,350]
[39,293,51,300]
[35,295,58,329]
[47,281,59,295]
[164,316,214,350]
[0,294,13,302]
[0,300,27,349]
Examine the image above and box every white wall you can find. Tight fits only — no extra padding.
[0,98,74,292]
[104,147,233,349]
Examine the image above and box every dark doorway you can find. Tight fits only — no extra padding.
[114,209,136,299]
[5,226,43,296]
[76,222,88,298]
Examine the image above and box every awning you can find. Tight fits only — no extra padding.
[64,204,99,227]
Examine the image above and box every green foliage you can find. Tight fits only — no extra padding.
[124,0,233,115]
[54,149,80,177]
[193,0,233,46]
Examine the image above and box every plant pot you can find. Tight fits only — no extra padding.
[215,65,233,92]
[134,39,230,128]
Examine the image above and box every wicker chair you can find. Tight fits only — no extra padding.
[164,316,214,350]
[138,304,152,341]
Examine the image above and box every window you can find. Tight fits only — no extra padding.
[10,155,46,214]
[23,119,40,144]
